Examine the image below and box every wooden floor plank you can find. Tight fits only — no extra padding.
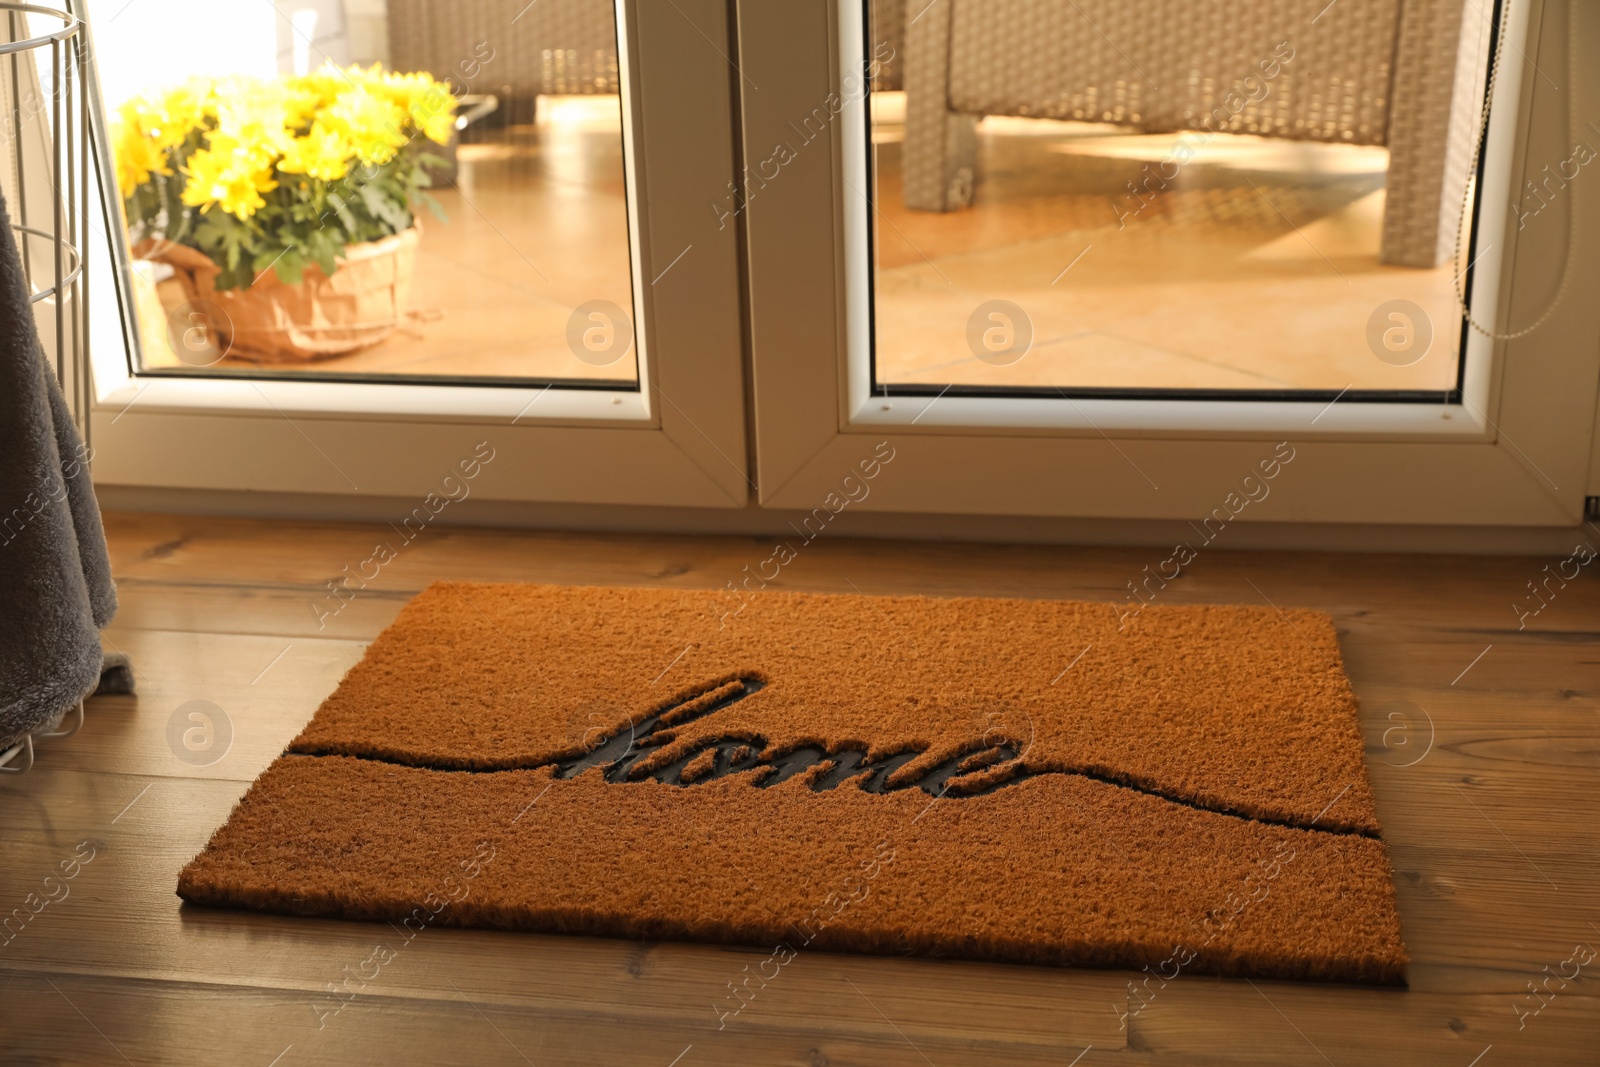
[0,969,1126,1067]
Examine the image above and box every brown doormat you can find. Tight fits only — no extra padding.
[179,583,1406,984]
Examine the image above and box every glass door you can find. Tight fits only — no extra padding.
[866,2,1480,402]
[737,0,1600,526]
[80,0,751,508]
[102,0,640,387]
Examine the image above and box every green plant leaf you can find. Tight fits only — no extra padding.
[271,248,306,285]
[305,228,341,276]
[416,189,446,222]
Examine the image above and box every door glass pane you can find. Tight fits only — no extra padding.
[92,0,638,386]
[864,0,1500,399]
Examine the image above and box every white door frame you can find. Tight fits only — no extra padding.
[736,0,1598,527]
[83,0,753,509]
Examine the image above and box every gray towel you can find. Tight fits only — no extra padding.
[0,189,117,748]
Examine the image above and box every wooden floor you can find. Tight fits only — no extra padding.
[3,511,1597,1065]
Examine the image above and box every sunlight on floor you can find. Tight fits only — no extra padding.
[870,96,1466,393]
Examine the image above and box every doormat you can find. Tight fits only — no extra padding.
[179,582,1407,984]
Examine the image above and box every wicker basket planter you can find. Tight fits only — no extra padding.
[136,226,420,364]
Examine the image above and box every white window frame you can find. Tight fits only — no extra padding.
[737,0,1599,527]
[82,0,752,509]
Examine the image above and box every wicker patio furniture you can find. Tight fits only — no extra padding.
[898,0,1493,267]
[386,0,621,103]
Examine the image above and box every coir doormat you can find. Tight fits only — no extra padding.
[179,583,1406,984]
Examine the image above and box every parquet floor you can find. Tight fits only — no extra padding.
[1,511,1595,1065]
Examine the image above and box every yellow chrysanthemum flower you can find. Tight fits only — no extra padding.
[325,84,409,165]
[111,115,173,192]
[418,101,455,145]
[374,69,428,110]
[181,135,279,219]
[294,67,346,100]
[278,122,352,182]
[155,82,211,145]
[212,97,293,162]
[375,68,456,145]
[113,145,141,194]
[282,83,326,130]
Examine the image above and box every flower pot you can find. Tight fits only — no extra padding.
[136,226,420,364]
